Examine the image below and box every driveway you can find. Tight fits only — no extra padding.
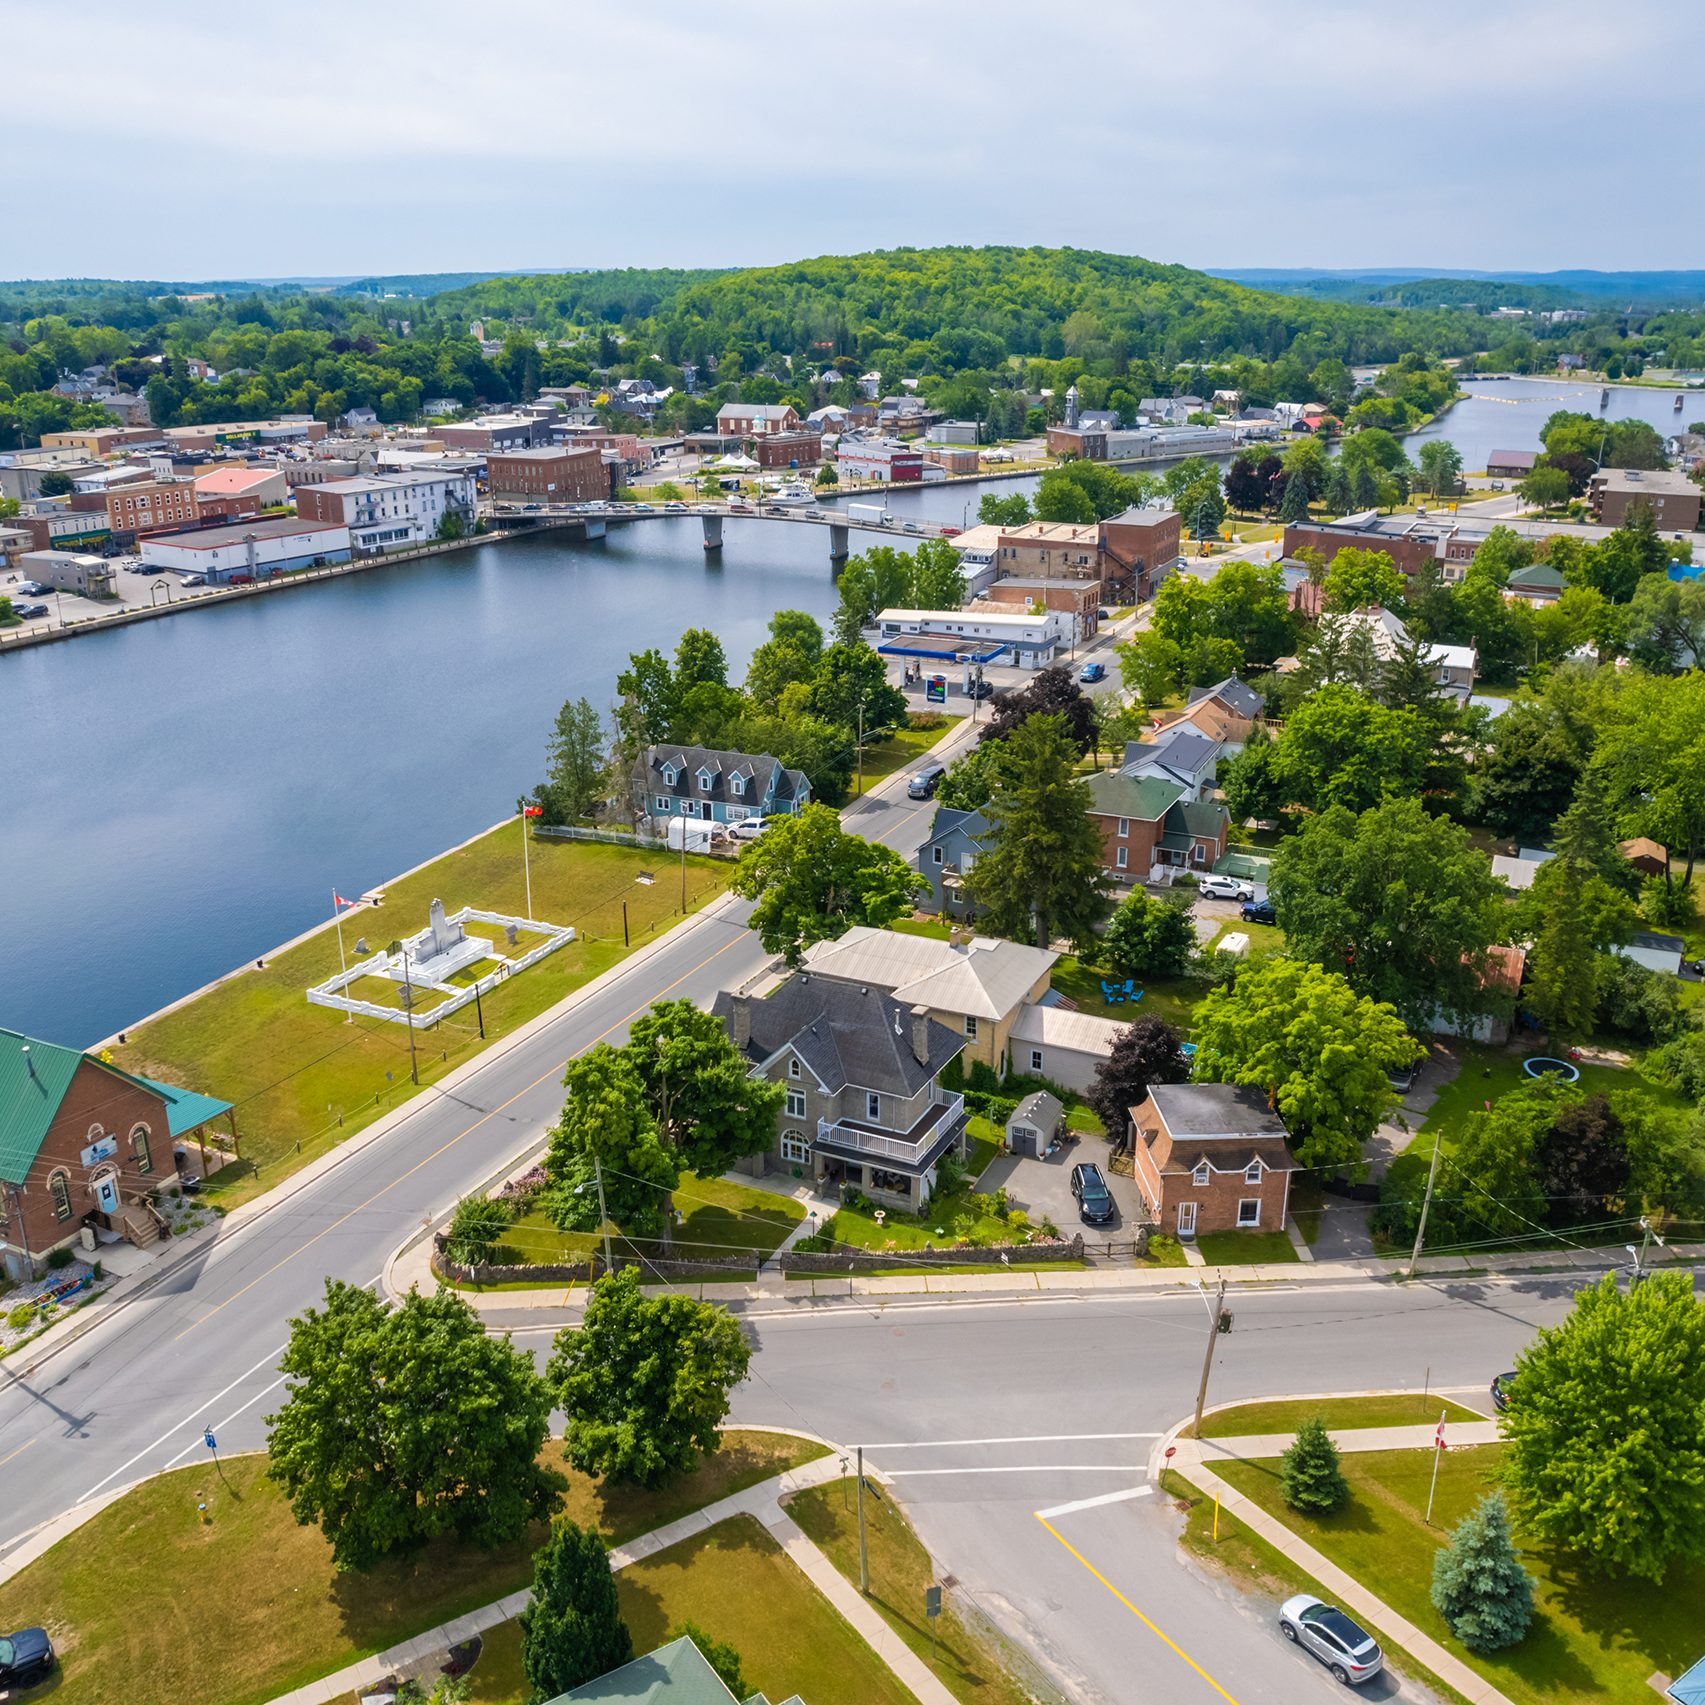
[977,1132,1143,1240]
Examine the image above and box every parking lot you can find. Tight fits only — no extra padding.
[978,1131,1147,1236]
[4,556,192,635]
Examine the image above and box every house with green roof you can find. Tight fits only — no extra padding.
[0,1027,231,1281]
[546,1636,805,1705]
[1084,769,1229,887]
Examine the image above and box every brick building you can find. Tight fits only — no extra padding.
[715,402,802,437]
[981,576,1101,637]
[1588,468,1701,531]
[486,446,610,502]
[752,429,823,468]
[1098,506,1182,600]
[193,466,289,521]
[0,1027,232,1281]
[107,478,201,538]
[1084,770,1228,885]
[1128,1083,1297,1240]
[434,415,550,453]
[994,521,1102,579]
[837,438,924,483]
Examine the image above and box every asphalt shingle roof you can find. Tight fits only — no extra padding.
[799,926,1056,1021]
[712,974,964,1095]
[1085,770,1186,823]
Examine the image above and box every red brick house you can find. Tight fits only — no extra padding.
[1084,771,1228,886]
[1,1028,232,1281]
[1128,1083,1296,1240]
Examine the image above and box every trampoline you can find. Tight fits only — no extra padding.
[1523,1056,1580,1083]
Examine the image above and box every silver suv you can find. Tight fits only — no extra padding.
[1278,1596,1384,1686]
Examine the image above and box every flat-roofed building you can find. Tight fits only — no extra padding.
[193,466,289,521]
[140,516,351,582]
[107,478,201,538]
[1588,467,1701,531]
[296,469,477,550]
[486,446,610,503]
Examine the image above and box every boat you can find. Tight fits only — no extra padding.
[1677,394,1686,411]
[1599,387,1610,409]
[765,482,816,508]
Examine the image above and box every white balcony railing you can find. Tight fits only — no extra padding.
[816,1093,966,1167]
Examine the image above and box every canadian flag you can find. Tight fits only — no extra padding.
[333,891,359,910]
[522,805,543,818]
[1434,1418,1449,1452]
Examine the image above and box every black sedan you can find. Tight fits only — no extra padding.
[1071,1162,1116,1225]
[0,1627,55,1689]
[1241,898,1277,925]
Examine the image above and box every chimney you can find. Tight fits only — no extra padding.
[947,926,964,951]
[910,1003,931,1066]
[729,993,751,1050]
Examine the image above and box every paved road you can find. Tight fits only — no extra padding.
[489,1272,1581,1705]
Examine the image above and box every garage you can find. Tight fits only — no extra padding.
[1005,1090,1062,1159]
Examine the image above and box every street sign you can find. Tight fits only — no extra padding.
[925,1586,942,1618]
[204,1428,217,1454]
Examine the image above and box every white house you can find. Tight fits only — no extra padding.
[874,606,1068,669]
[1614,932,1686,976]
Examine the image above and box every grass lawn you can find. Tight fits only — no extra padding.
[1194,1229,1299,1266]
[0,1432,821,1705]
[856,716,963,788]
[1215,1445,1705,1705]
[1138,1232,1189,1267]
[788,1482,1037,1705]
[820,1139,1047,1252]
[109,830,731,1206]
[1193,1393,1485,1439]
[489,1171,804,1275]
[1205,920,1285,956]
[1050,954,1206,1033]
[442,1516,917,1705]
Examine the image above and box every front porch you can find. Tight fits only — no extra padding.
[812,1093,968,1211]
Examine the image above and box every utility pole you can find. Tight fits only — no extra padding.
[1407,1124,1445,1280]
[471,975,485,1040]
[399,948,420,1085]
[594,1156,613,1275]
[856,699,865,797]
[1629,1215,1664,1286]
[856,1446,872,1594]
[1192,1276,1228,1433]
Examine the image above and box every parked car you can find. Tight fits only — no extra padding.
[0,1627,55,1689]
[664,501,688,513]
[12,602,48,619]
[1198,875,1255,901]
[1071,1162,1116,1225]
[907,762,947,799]
[1491,1371,1515,1413]
[179,574,207,588]
[727,818,770,842]
[967,677,995,700]
[1241,898,1277,925]
[1388,1063,1420,1095]
[1079,661,1107,684]
[1277,1596,1383,1686]
[15,580,50,596]
[227,573,254,586]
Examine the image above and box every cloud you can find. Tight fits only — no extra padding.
[1,0,1698,277]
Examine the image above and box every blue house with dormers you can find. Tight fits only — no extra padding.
[645,743,811,827]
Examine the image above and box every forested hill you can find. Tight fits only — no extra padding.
[434,246,1483,373]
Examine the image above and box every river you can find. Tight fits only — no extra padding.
[8,379,1697,1046]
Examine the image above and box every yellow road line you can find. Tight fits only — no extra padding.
[175,929,750,1338]
[1035,1513,1242,1704]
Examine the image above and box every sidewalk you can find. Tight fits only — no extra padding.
[1169,1424,1515,1705]
[266,1449,956,1705]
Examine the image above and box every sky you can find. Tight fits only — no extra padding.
[4,0,1701,283]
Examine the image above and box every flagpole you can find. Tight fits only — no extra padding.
[1425,1409,1446,1525]
[333,894,351,1023]
[520,806,533,920]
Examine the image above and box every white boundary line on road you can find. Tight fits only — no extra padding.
[1036,1485,1153,1519]
[862,1431,1162,1448]
[885,1464,1149,1478]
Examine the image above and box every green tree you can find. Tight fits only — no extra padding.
[1101,889,1196,979]
[1278,470,1311,523]
[1430,1494,1535,1652]
[1519,464,1570,514]
[1321,547,1406,613]
[807,642,908,737]
[1417,439,1463,497]
[545,1045,681,1238]
[907,535,968,609]
[1268,798,1504,1032]
[730,803,924,962]
[1192,959,1419,1172]
[1281,435,1329,499]
[1624,573,1705,672]
[627,999,785,1177]
[546,1269,751,1486]
[1502,1272,1705,1581]
[444,1193,512,1266]
[1592,671,1705,904]
[1118,629,1182,706]
[1220,725,1287,825]
[1470,695,1589,844]
[1083,1016,1190,1136]
[1269,684,1432,816]
[967,713,1111,949]
[538,696,608,824]
[520,1523,633,1703]
[1537,1093,1631,1228]
[615,648,677,752]
[267,1281,562,1572]
[674,627,728,692]
[832,545,912,642]
[978,491,1033,526]
[1280,1417,1348,1514]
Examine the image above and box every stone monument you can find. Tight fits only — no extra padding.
[389,897,492,987]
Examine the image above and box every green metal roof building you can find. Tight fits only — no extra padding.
[547,1638,805,1705]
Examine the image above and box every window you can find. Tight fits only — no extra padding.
[697,768,713,791]
[731,775,744,796]
[1244,1159,1262,1184]
[788,1057,801,1079]
[785,1089,807,1119]
[1116,818,1129,838]
[932,845,945,866]
[132,1124,153,1175]
[1192,1161,1211,1187]
[867,1092,881,1121]
[661,765,676,785]
[1030,1049,1044,1073]
[1237,1198,1261,1227]
[1115,846,1128,870]
[49,1171,73,1222]
[781,1130,811,1165]
[964,1015,978,1039]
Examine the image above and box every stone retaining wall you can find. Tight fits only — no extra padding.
[777,1234,1086,1273]
[432,1237,759,1287]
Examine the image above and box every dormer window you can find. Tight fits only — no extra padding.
[1192,1161,1211,1187]
[731,775,745,796]
[1244,1160,1262,1184]
[697,768,713,791]
[661,764,676,786]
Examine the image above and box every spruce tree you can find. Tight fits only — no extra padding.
[1430,1492,1535,1651]
[1279,1417,1348,1514]
[1279,471,1311,524]
[520,1521,633,1703]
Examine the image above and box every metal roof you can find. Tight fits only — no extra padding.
[800,926,1056,1021]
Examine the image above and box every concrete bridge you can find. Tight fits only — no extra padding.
[484,499,953,563]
